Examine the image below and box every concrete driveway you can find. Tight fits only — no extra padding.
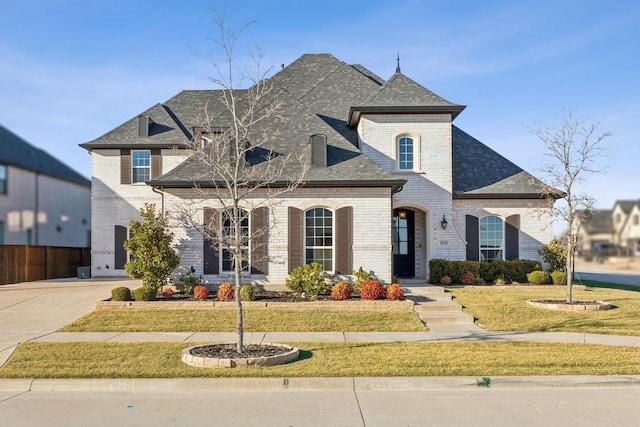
[0,278,140,366]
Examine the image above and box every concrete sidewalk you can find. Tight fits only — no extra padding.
[26,330,640,347]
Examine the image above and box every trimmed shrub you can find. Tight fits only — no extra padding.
[550,271,567,286]
[134,286,157,301]
[385,284,405,300]
[440,276,452,285]
[527,270,548,285]
[193,285,210,300]
[286,263,331,296]
[353,268,376,293]
[217,283,235,301]
[240,285,257,301]
[429,259,542,284]
[474,275,485,285]
[460,272,476,285]
[111,287,131,301]
[178,272,202,295]
[331,281,353,300]
[360,280,385,300]
[539,239,567,272]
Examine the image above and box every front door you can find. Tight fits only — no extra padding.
[392,208,415,278]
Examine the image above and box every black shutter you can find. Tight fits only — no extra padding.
[288,207,303,273]
[251,207,268,274]
[335,207,352,275]
[505,214,520,260]
[466,215,479,261]
[114,225,127,269]
[203,208,219,274]
[120,149,131,184]
[151,149,162,179]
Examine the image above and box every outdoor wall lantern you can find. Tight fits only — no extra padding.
[441,215,448,230]
[398,210,407,219]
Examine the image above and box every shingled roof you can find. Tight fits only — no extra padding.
[452,126,551,198]
[0,125,89,187]
[82,53,549,198]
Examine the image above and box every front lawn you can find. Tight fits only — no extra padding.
[62,309,426,332]
[1,341,638,378]
[451,287,640,336]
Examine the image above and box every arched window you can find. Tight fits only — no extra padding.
[221,208,249,272]
[305,208,333,271]
[397,136,414,171]
[480,216,504,262]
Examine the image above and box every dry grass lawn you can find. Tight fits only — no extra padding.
[62,309,426,332]
[1,341,638,378]
[451,287,640,336]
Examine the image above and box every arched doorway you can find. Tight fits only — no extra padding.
[392,208,415,278]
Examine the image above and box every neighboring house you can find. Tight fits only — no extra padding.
[576,200,640,256]
[0,126,91,247]
[575,209,613,253]
[81,54,555,283]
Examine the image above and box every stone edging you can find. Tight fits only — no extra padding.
[527,300,613,311]
[182,343,299,368]
[96,300,414,311]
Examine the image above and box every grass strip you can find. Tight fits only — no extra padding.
[451,287,640,336]
[62,309,426,332]
[575,279,640,293]
[1,341,638,378]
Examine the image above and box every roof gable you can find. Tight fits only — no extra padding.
[452,126,552,198]
[364,72,459,108]
[0,125,89,186]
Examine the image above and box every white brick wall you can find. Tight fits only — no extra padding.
[162,187,394,285]
[90,148,190,277]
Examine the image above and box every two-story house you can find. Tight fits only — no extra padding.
[0,126,91,247]
[81,54,554,283]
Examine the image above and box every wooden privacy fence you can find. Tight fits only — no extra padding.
[0,246,91,285]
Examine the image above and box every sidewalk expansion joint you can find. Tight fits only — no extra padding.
[105,332,124,342]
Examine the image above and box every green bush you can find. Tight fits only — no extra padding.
[240,285,257,301]
[353,268,376,293]
[539,239,567,272]
[134,286,157,301]
[178,272,202,295]
[550,271,567,286]
[111,287,131,301]
[429,259,542,284]
[286,263,330,296]
[527,270,548,285]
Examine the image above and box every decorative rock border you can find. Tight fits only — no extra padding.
[527,300,613,311]
[96,299,414,311]
[182,343,299,368]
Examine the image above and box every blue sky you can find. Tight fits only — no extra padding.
[1,0,638,218]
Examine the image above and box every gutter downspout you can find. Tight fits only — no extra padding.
[151,186,165,214]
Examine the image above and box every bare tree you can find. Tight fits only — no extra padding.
[532,109,610,303]
[179,10,308,353]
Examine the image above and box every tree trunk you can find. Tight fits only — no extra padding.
[566,233,574,304]
[233,205,244,354]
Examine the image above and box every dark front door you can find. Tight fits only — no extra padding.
[392,208,415,278]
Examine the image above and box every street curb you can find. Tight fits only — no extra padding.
[1,376,639,392]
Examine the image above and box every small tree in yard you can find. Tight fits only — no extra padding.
[124,203,180,290]
[179,10,308,354]
[532,109,610,303]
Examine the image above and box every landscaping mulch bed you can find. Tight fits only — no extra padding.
[153,291,358,303]
[189,343,291,359]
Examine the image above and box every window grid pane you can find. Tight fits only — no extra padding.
[0,165,6,194]
[305,208,333,271]
[132,151,151,183]
[398,137,414,170]
[220,209,250,272]
[480,216,504,262]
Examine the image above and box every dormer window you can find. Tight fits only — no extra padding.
[396,135,419,172]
